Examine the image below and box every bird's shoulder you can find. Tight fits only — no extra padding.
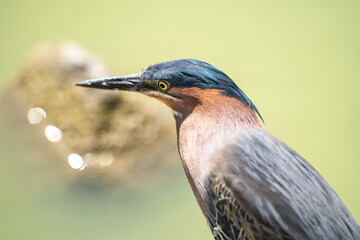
[204,128,360,240]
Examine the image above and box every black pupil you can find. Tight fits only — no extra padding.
[160,83,166,89]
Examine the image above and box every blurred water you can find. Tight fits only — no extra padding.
[0,95,209,240]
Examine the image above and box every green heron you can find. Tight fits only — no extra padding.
[75,59,359,240]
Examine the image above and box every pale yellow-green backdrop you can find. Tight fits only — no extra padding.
[0,1,359,239]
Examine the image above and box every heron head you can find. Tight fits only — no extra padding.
[75,59,262,121]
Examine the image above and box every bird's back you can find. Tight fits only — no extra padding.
[204,128,360,240]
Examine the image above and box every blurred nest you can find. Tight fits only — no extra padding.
[6,42,178,190]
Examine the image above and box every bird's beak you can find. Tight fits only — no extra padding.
[74,73,146,92]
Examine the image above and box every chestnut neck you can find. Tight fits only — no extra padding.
[173,88,262,214]
[174,88,262,133]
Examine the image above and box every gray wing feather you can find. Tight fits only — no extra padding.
[215,128,360,240]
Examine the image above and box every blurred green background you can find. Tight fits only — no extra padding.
[0,0,359,239]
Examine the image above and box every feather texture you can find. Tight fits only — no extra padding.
[142,59,263,121]
[204,129,360,240]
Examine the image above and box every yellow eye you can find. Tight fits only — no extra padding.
[158,81,169,91]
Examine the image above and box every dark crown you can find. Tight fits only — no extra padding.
[142,59,263,121]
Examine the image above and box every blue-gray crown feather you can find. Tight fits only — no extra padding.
[143,59,263,122]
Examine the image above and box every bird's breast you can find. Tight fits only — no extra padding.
[175,91,263,215]
[177,116,214,214]
[177,115,247,214]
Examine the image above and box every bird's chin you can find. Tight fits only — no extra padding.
[142,91,185,114]
[143,91,180,102]
[142,91,162,98]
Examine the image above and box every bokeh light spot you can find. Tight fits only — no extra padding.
[27,107,46,124]
[45,125,63,142]
[68,153,85,170]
